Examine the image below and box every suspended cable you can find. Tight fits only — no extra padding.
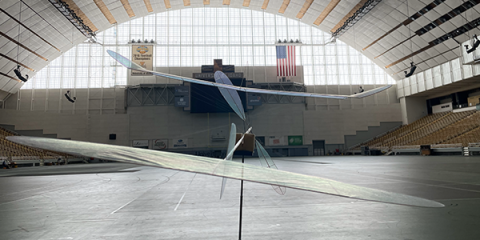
[458,0,480,53]
[406,0,413,63]
[12,2,29,82]
[19,0,72,43]
[16,2,21,63]
[404,0,417,78]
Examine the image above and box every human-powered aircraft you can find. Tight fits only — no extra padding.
[105,50,392,100]
[6,50,443,208]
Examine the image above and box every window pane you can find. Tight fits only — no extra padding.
[23,8,396,91]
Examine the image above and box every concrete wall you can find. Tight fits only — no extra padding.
[344,121,403,149]
[0,90,9,102]
[0,84,402,152]
[0,102,402,151]
[0,109,130,146]
[400,96,428,124]
[3,88,125,115]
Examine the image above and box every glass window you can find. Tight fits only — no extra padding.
[25,8,396,90]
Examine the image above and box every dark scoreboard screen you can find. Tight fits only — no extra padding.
[190,77,247,114]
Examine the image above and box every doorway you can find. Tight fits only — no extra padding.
[312,140,325,156]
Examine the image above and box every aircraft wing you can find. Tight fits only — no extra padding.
[107,50,391,100]
[7,136,443,208]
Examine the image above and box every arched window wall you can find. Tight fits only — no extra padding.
[22,8,395,90]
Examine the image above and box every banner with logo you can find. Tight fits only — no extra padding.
[288,136,303,146]
[153,139,168,150]
[171,139,188,148]
[132,139,149,148]
[131,45,153,76]
[267,136,285,146]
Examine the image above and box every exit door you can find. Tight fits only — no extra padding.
[313,140,325,156]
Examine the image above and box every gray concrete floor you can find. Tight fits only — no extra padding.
[1,155,480,240]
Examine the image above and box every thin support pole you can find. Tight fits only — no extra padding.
[239,154,245,240]
[239,121,247,240]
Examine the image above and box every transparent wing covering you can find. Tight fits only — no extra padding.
[256,140,286,195]
[214,71,246,121]
[225,123,237,160]
[220,123,237,199]
[7,136,444,208]
[107,50,391,100]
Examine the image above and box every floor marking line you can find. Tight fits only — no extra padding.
[110,175,172,214]
[110,199,136,214]
[174,192,187,211]
[174,173,197,211]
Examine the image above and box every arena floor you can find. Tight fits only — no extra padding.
[1,155,480,240]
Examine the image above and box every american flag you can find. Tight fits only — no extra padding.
[276,45,296,76]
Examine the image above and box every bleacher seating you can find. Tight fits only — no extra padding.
[410,111,480,146]
[443,126,480,146]
[355,112,448,149]
[354,110,480,151]
[390,110,476,146]
[0,127,75,163]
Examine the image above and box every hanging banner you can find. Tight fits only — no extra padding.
[131,45,153,76]
[153,139,168,150]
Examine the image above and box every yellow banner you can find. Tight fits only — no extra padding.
[131,45,153,76]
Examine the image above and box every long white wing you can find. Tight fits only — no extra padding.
[107,50,391,100]
[7,136,443,208]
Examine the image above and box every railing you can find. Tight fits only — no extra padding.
[392,145,419,150]
[369,146,389,152]
[468,143,480,147]
[431,143,463,148]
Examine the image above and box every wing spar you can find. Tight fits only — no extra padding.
[107,50,391,100]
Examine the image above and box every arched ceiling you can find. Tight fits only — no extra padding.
[0,0,478,96]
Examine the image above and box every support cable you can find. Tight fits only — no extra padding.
[20,0,72,43]
[16,2,21,63]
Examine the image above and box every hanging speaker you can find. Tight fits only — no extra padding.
[109,134,116,140]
